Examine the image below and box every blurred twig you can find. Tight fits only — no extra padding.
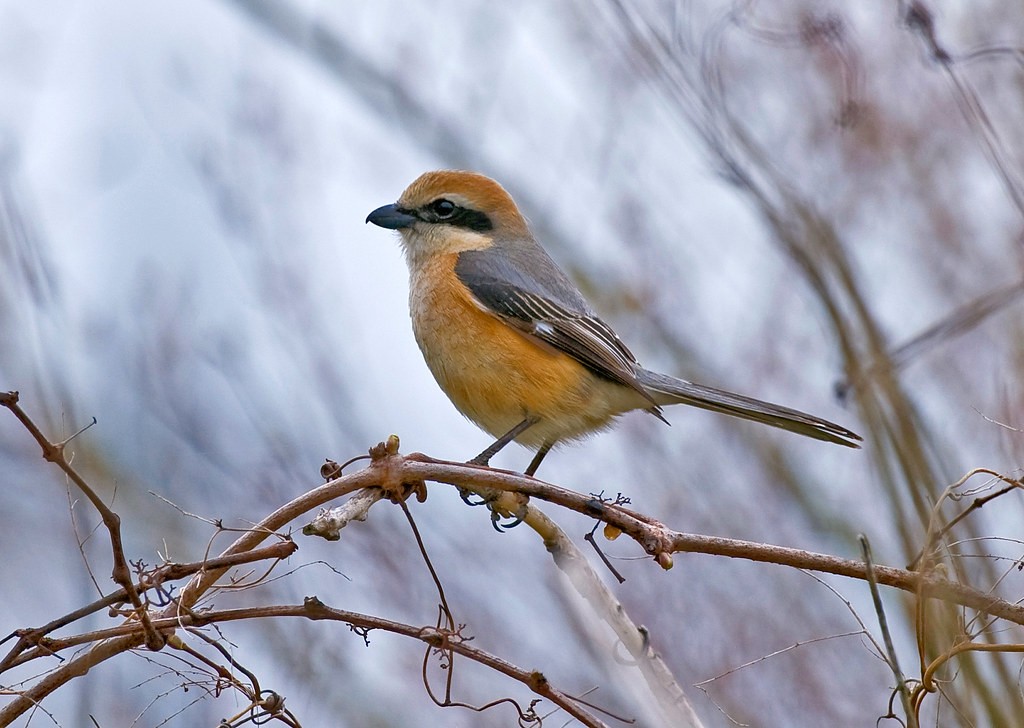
[861,535,918,728]
[901,0,1024,221]
[840,279,1024,398]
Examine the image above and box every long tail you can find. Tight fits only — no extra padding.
[636,368,862,448]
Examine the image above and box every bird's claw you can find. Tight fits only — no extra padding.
[458,487,488,507]
[490,510,523,532]
[458,487,524,531]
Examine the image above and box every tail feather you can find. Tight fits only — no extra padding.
[636,368,861,448]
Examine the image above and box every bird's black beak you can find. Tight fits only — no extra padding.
[366,203,417,229]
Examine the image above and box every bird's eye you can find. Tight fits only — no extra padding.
[430,199,457,219]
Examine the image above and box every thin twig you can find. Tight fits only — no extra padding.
[33,600,612,728]
[908,469,1023,570]
[0,541,296,672]
[1,392,164,650]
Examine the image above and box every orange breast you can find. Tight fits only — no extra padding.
[408,253,630,446]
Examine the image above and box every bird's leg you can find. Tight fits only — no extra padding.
[487,441,554,531]
[524,441,554,477]
[461,417,539,519]
[467,417,538,467]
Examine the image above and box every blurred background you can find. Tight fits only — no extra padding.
[2,1,1023,726]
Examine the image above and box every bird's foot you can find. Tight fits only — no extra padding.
[456,485,525,532]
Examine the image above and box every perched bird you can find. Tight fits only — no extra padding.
[366,171,860,476]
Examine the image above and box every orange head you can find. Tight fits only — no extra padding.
[366,171,530,266]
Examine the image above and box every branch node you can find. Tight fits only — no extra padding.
[303,595,328,619]
[367,438,428,503]
[526,670,549,692]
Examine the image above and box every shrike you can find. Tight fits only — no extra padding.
[367,170,860,475]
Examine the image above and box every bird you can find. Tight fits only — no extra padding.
[366,170,860,476]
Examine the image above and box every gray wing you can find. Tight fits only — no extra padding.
[456,240,593,313]
[455,247,663,412]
